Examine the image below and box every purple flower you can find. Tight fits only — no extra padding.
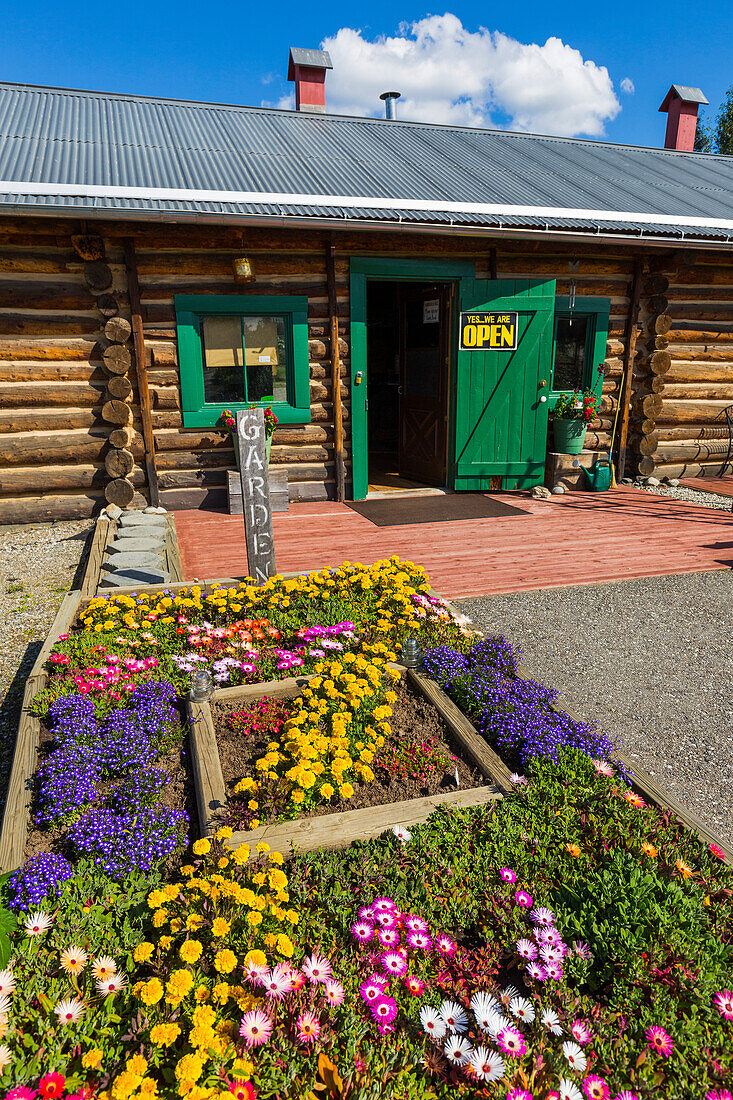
[6,853,73,910]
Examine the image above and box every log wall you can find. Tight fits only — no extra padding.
[0,214,731,522]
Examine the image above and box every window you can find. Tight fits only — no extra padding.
[549,296,610,409]
[175,295,310,427]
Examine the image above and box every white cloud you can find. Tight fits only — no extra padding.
[620,77,635,95]
[309,14,621,138]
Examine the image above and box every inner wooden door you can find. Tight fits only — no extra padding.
[398,285,449,485]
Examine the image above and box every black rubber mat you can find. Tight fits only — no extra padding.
[345,493,530,526]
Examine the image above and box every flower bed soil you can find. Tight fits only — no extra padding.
[23,705,198,862]
[211,678,485,826]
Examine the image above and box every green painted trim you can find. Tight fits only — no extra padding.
[549,295,610,408]
[175,294,311,428]
[349,257,476,500]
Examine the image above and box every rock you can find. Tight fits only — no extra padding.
[114,525,166,542]
[101,552,164,572]
[107,537,167,555]
[100,567,171,588]
[669,478,680,486]
[531,485,552,500]
[645,476,660,486]
[620,477,634,485]
[145,506,168,514]
[104,504,123,520]
[551,484,567,494]
[119,512,168,529]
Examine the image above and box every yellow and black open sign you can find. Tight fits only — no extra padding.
[459,311,518,351]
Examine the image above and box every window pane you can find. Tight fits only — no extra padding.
[553,315,589,392]
[201,316,245,403]
[243,315,288,403]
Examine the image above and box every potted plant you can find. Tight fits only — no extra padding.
[218,405,279,469]
[551,389,601,454]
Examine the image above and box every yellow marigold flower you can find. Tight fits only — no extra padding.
[212,981,231,1004]
[194,985,210,1003]
[290,789,305,805]
[247,911,263,927]
[339,783,354,799]
[244,948,267,967]
[269,851,284,865]
[210,917,230,938]
[133,942,155,964]
[193,839,211,856]
[128,1055,148,1075]
[150,1022,181,1047]
[186,914,206,931]
[175,1052,204,1084]
[166,969,194,1003]
[319,783,335,800]
[139,978,164,1006]
[214,949,237,974]
[83,1048,104,1069]
[232,843,250,865]
[285,909,300,925]
[151,909,168,928]
[179,940,203,964]
[276,933,295,957]
[159,935,173,951]
[147,889,166,909]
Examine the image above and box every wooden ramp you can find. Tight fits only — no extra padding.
[173,488,733,599]
[680,475,733,499]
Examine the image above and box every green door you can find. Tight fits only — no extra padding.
[454,279,556,491]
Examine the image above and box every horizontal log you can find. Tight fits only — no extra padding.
[0,314,101,336]
[104,316,131,343]
[650,460,733,479]
[0,337,100,361]
[666,361,733,382]
[657,424,733,442]
[665,332,733,348]
[107,375,133,400]
[0,492,106,524]
[656,399,733,425]
[0,282,90,310]
[0,252,78,274]
[151,386,179,409]
[654,440,733,461]
[0,462,144,494]
[137,253,330,278]
[0,380,106,407]
[0,428,111,465]
[649,351,671,375]
[661,383,733,400]
[102,399,132,425]
[633,394,663,417]
[105,447,134,477]
[0,407,106,433]
[0,361,104,382]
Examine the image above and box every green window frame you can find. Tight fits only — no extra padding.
[548,296,610,410]
[175,294,311,427]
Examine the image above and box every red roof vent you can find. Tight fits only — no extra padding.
[287,47,333,114]
[658,84,708,151]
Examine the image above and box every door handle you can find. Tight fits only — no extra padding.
[539,395,547,403]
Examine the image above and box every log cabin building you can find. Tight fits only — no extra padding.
[0,56,732,522]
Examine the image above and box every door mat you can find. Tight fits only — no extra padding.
[345,493,530,526]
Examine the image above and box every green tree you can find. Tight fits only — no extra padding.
[695,85,733,153]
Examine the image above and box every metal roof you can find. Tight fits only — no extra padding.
[1,80,733,242]
[288,48,333,73]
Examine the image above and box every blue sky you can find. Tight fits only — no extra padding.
[2,0,731,147]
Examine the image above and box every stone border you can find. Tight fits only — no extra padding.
[187,670,504,856]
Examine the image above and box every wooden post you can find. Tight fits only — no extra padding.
[326,240,346,502]
[236,408,276,583]
[617,257,644,481]
[123,239,160,507]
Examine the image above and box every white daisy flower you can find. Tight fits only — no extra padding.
[92,955,117,981]
[509,995,536,1024]
[559,1079,584,1100]
[443,1034,473,1066]
[0,1044,11,1071]
[469,1045,505,1082]
[0,996,11,1017]
[499,984,520,1008]
[439,1000,469,1033]
[0,970,15,998]
[541,1008,563,1035]
[54,998,85,1025]
[96,973,128,997]
[24,910,53,936]
[419,1005,446,1040]
[561,1041,587,1073]
[470,991,501,1018]
[391,824,412,843]
[60,946,88,976]
[476,1010,504,1038]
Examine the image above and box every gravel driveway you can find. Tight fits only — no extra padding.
[0,520,92,802]
[457,570,733,847]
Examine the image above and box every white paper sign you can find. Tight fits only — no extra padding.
[423,299,440,324]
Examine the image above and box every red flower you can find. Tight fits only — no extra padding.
[710,843,725,859]
[40,1074,66,1099]
[229,1083,257,1100]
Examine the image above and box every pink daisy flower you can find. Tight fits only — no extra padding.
[614,1092,641,1100]
[499,868,517,884]
[508,1091,533,1100]
[435,934,456,955]
[542,927,564,946]
[526,962,547,981]
[592,758,614,777]
[377,1021,395,1036]
[302,953,333,985]
[497,1025,526,1058]
[713,990,733,1021]
[544,962,564,981]
[582,1075,610,1100]
[516,938,538,961]
[705,1092,733,1100]
[407,930,432,951]
[239,1009,272,1047]
[573,940,592,959]
[370,996,398,1024]
[405,974,425,996]
[372,897,395,913]
[710,843,725,860]
[6,1090,38,1100]
[404,914,429,933]
[530,906,555,927]
[515,890,533,908]
[358,905,375,921]
[324,980,345,1006]
[244,960,269,985]
[571,1020,594,1045]
[296,1010,321,1044]
[351,921,373,943]
[645,1025,674,1058]
[374,911,398,930]
[381,951,407,977]
[541,944,565,965]
[378,928,401,948]
[360,979,384,1004]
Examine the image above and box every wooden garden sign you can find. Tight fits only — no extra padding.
[236,408,276,583]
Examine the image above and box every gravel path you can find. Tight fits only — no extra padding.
[638,483,733,512]
[457,570,733,847]
[0,520,92,802]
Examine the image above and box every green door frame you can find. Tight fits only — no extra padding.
[349,257,476,501]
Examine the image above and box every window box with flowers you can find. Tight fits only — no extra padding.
[551,389,602,454]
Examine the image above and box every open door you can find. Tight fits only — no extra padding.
[399,285,449,484]
[454,279,556,491]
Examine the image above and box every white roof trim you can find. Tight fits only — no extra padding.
[1,179,733,231]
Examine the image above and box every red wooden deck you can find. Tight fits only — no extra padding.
[173,488,733,599]
[680,475,733,499]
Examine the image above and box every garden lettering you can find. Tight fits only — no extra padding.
[236,407,276,583]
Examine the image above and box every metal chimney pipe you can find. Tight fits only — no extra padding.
[380,91,401,120]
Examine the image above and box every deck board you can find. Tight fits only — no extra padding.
[680,475,733,499]
[173,488,733,598]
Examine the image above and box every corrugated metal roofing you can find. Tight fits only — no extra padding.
[1,81,733,241]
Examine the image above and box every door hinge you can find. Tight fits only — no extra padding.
[365,398,369,411]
